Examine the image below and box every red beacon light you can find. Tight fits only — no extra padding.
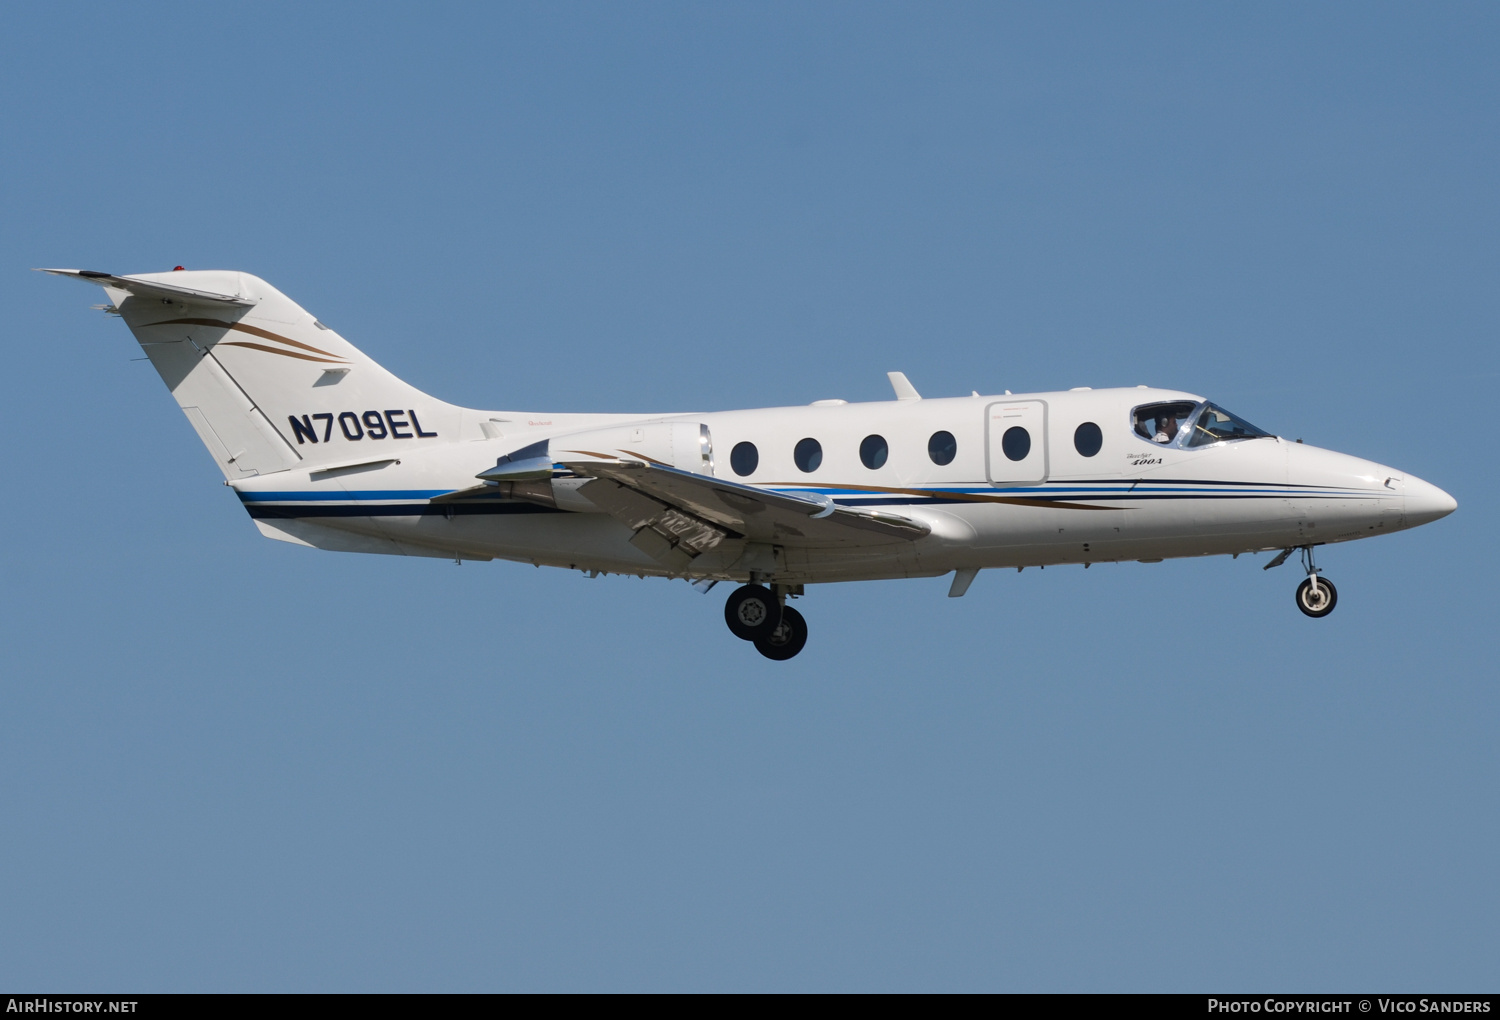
[172,265,184,271]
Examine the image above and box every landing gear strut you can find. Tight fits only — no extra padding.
[1294,546,1337,618]
[723,583,809,659]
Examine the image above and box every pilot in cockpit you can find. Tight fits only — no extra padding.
[1152,414,1178,444]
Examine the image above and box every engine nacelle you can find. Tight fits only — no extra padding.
[548,421,715,475]
[479,421,716,512]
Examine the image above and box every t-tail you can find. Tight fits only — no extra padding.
[42,268,461,478]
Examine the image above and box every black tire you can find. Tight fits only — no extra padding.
[1296,576,1338,618]
[755,606,808,661]
[724,584,781,641]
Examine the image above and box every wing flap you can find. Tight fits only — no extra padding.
[576,475,733,571]
[562,459,930,546]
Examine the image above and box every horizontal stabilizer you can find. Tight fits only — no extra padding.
[37,268,255,306]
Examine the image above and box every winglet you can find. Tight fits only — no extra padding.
[887,372,921,401]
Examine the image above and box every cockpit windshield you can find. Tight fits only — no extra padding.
[1133,400,1275,448]
[1185,403,1273,447]
[1133,401,1197,445]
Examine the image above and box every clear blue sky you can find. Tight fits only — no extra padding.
[2,2,1496,992]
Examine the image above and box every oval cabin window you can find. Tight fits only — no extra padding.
[794,438,823,473]
[1074,422,1103,457]
[730,441,759,476]
[928,430,957,466]
[859,434,888,469]
[1002,426,1031,462]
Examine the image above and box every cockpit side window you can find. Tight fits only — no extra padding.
[1186,403,1273,447]
[1132,401,1198,445]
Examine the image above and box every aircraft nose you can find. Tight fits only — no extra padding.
[1405,475,1457,527]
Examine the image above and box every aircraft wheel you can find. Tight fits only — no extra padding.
[755,606,808,660]
[725,584,781,641]
[1296,576,1338,618]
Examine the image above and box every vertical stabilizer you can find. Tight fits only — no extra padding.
[45,269,465,478]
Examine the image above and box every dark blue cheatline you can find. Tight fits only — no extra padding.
[730,441,759,476]
[1002,426,1031,461]
[1074,421,1103,457]
[794,437,822,473]
[859,434,888,470]
[245,502,560,519]
[928,430,957,465]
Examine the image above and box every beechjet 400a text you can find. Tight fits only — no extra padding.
[46,268,1456,660]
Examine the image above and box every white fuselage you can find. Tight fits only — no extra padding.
[235,386,1454,584]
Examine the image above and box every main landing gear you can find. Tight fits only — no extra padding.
[1293,545,1337,618]
[724,584,809,660]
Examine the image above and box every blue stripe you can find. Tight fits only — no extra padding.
[827,493,1376,508]
[239,490,453,502]
[775,485,1363,499]
[246,503,563,519]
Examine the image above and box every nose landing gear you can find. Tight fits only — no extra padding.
[1294,546,1337,618]
[723,583,809,659]
[1296,576,1337,617]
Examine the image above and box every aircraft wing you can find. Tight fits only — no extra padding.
[562,458,930,548]
[37,268,255,307]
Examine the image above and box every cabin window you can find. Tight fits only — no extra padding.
[859,434,888,469]
[794,437,823,473]
[1001,426,1031,462]
[1186,403,1273,447]
[1132,401,1198,445]
[928,430,957,465]
[1074,422,1103,457]
[730,441,758,476]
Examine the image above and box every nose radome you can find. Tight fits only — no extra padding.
[1405,475,1457,527]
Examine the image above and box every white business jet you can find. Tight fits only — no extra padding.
[46,268,1456,660]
